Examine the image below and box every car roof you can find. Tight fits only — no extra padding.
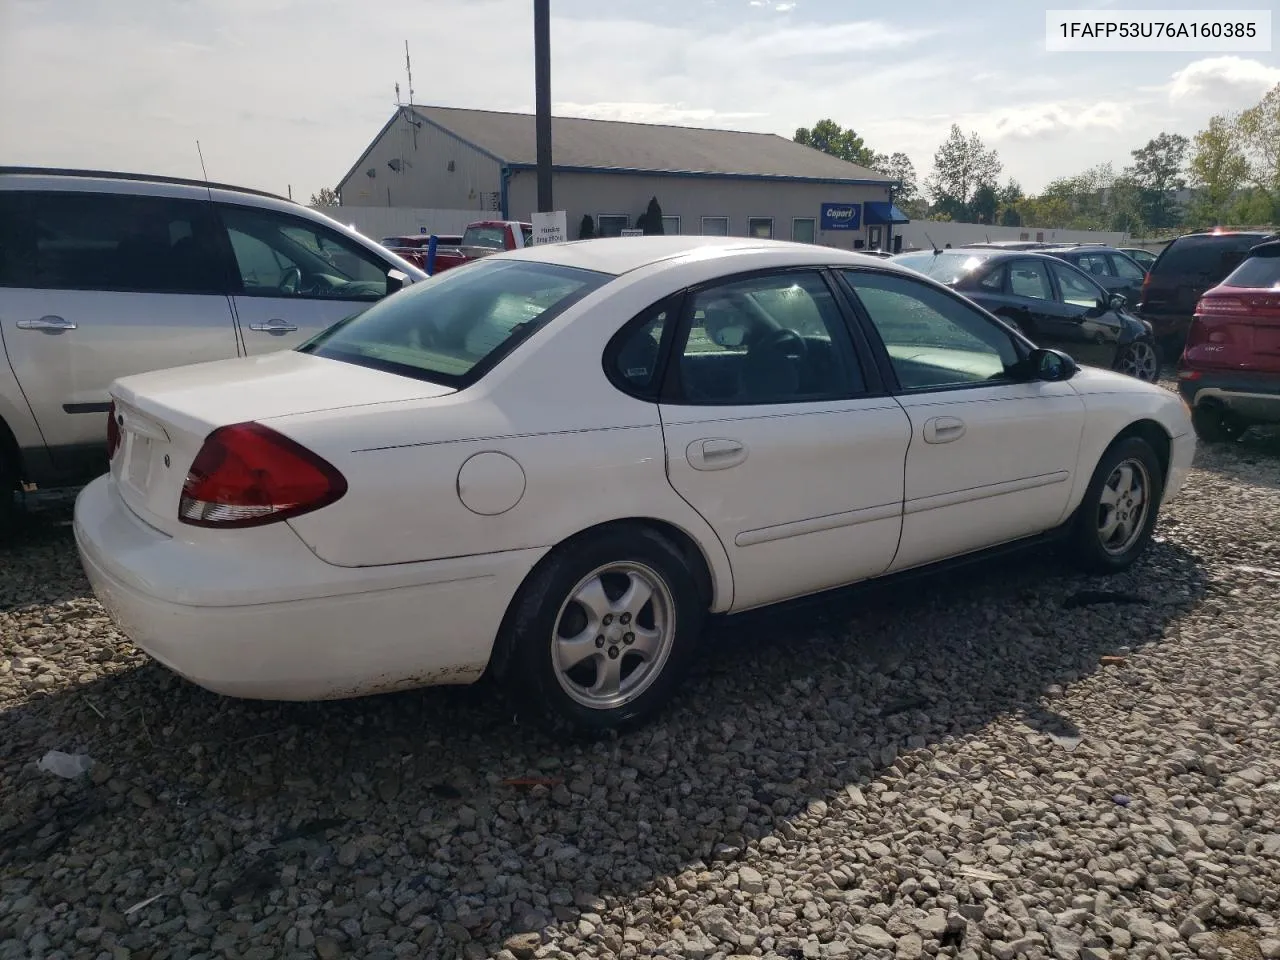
[0,165,288,202]
[491,235,905,276]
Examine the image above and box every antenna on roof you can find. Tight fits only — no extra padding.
[985,234,990,243]
[195,140,213,202]
[924,231,940,254]
[404,41,414,106]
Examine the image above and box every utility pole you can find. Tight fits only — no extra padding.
[534,0,553,212]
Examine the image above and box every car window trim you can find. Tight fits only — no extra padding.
[833,266,1034,397]
[657,265,878,407]
[1007,257,1055,304]
[213,201,395,302]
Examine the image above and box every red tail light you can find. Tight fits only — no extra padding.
[179,423,347,528]
[106,401,121,460]
[1196,295,1248,316]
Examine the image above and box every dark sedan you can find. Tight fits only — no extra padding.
[1038,245,1149,308]
[890,247,1161,382]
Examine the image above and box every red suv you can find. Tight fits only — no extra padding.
[1178,239,1280,442]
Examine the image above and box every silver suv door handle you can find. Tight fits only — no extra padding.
[16,315,76,332]
[687,438,747,471]
[248,319,299,334]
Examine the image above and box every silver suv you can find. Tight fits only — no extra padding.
[0,167,426,526]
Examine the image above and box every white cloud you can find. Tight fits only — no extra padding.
[775,2,797,10]
[1168,56,1280,105]
[978,100,1129,141]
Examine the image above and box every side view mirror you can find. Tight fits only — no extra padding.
[1029,347,1077,382]
[1108,292,1127,309]
[385,268,409,295]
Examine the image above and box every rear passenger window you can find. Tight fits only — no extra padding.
[607,302,672,396]
[0,191,230,294]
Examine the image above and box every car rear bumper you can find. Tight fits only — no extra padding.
[73,475,545,700]
[1178,371,1280,424]
[1137,310,1192,342]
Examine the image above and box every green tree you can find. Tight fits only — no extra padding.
[1237,83,1280,202]
[1126,132,1189,230]
[578,214,595,240]
[872,151,920,205]
[636,196,665,235]
[970,184,999,224]
[309,186,340,207]
[925,125,1003,221]
[794,119,878,167]
[1187,114,1251,228]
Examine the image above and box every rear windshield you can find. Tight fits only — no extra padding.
[1224,248,1280,289]
[301,258,609,386]
[892,251,994,284]
[1152,234,1274,279]
[462,225,509,250]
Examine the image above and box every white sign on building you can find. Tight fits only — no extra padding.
[531,211,568,244]
[620,229,644,237]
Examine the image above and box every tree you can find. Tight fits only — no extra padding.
[925,125,1002,221]
[1188,114,1251,227]
[970,184,999,224]
[310,186,340,207]
[578,214,595,240]
[636,196,665,235]
[1127,132,1189,230]
[794,119,878,168]
[873,151,921,205]
[1237,83,1280,198]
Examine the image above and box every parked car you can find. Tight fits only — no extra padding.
[1119,247,1158,271]
[431,220,535,273]
[1039,245,1149,307]
[1137,229,1278,361]
[379,234,463,269]
[76,237,1194,733]
[1178,238,1280,442]
[0,166,427,527]
[891,247,1161,382]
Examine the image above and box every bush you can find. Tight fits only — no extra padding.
[578,214,595,240]
[637,197,665,235]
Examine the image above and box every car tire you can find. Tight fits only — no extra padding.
[1068,436,1164,575]
[492,524,707,736]
[1115,338,1161,382]
[1191,405,1248,444]
[0,453,19,539]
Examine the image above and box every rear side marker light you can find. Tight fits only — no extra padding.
[179,422,347,528]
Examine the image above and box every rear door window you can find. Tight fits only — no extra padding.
[0,190,231,294]
[1152,235,1274,280]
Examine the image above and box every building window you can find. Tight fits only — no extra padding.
[597,215,630,238]
[748,217,774,239]
[792,218,816,244]
[701,216,729,236]
[661,215,681,235]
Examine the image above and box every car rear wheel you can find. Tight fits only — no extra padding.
[1115,338,1161,382]
[493,525,706,735]
[1191,405,1248,443]
[1069,436,1164,574]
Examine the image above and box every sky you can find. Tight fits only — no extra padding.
[2,0,1278,202]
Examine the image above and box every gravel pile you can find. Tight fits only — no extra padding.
[2,429,1279,960]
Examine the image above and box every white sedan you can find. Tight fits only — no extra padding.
[75,237,1195,733]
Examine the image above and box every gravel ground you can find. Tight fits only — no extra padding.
[2,427,1280,960]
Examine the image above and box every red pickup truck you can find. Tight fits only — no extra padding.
[431,220,534,273]
[379,234,462,269]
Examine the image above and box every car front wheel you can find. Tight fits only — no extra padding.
[1069,436,1164,574]
[493,525,706,735]
[1115,338,1161,382]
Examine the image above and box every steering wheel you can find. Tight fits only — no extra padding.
[757,327,808,360]
[278,265,303,295]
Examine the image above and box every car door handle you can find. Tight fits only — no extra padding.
[687,438,747,471]
[247,319,298,334]
[16,315,76,332]
[923,416,966,444]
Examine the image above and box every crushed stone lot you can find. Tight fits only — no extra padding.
[3,431,1280,960]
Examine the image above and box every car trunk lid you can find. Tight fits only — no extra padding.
[1186,286,1280,374]
[108,351,455,534]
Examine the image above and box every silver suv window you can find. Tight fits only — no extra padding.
[0,191,229,294]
